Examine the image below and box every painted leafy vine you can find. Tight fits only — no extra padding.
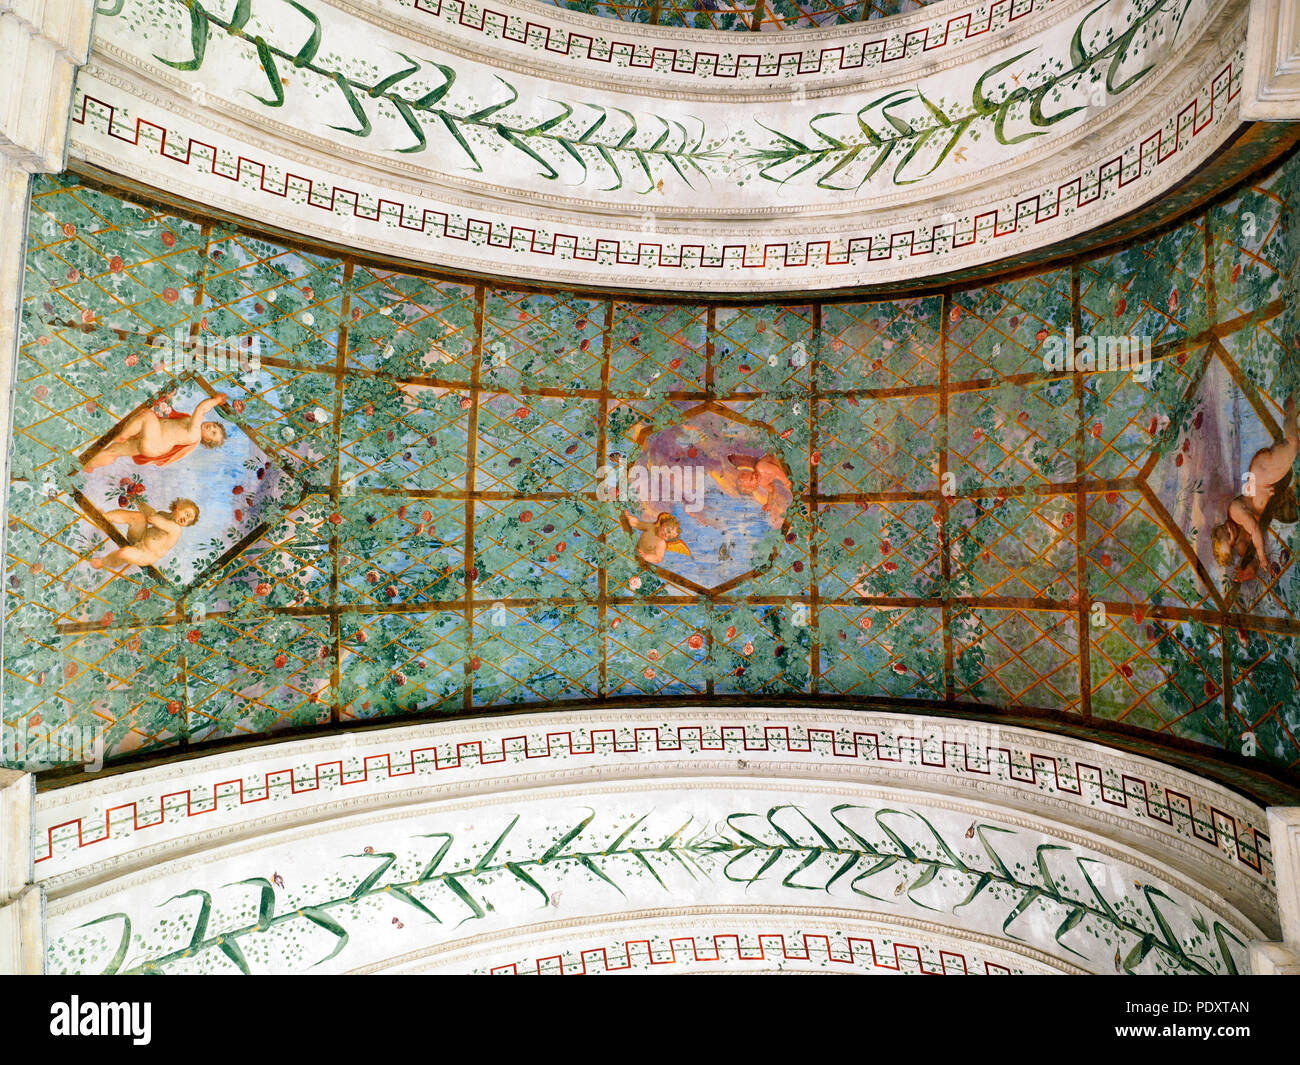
[107,0,718,192]
[744,0,1195,189]
[69,805,1245,975]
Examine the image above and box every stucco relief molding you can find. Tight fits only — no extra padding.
[65,42,1244,291]
[32,709,1277,928]
[361,904,1076,974]
[0,771,41,973]
[41,775,1273,975]
[81,0,1244,224]
[37,756,1274,921]
[1241,0,1300,117]
[240,0,1097,95]
[0,0,95,173]
[1249,807,1300,972]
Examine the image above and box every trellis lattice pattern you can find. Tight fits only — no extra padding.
[4,158,1300,779]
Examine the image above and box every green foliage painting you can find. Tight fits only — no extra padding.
[95,0,1195,197]
[3,152,1300,780]
[45,800,1250,975]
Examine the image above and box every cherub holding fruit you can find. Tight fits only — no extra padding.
[89,499,200,572]
[84,393,230,471]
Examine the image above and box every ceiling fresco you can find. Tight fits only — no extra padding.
[3,153,1300,781]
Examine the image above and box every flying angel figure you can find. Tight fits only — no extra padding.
[622,511,691,565]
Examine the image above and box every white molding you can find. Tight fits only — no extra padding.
[0,0,96,173]
[1248,939,1300,973]
[1267,807,1300,941]
[33,708,1280,938]
[41,775,1265,974]
[1241,0,1300,117]
[1245,807,1300,973]
[363,904,1078,975]
[1,0,93,63]
[0,771,39,975]
[66,0,1252,290]
[0,886,43,974]
[0,769,33,902]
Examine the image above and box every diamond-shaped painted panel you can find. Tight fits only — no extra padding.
[337,611,467,720]
[713,305,813,395]
[346,269,477,381]
[475,394,599,494]
[816,501,941,599]
[1091,614,1226,750]
[609,302,707,397]
[947,493,1075,602]
[948,380,1075,491]
[952,608,1080,714]
[482,288,605,391]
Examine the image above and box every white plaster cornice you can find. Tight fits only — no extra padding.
[294,0,1100,95]
[0,886,43,974]
[1267,806,1300,942]
[360,904,1080,974]
[0,771,40,973]
[80,0,1241,222]
[40,770,1269,974]
[0,769,33,902]
[1249,807,1300,972]
[65,31,1250,292]
[66,0,1262,291]
[0,0,95,173]
[33,708,1282,939]
[1241,0,1300,117]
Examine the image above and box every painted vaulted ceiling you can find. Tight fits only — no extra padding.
[7,0,1300,981]
[5,152,1300,789]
